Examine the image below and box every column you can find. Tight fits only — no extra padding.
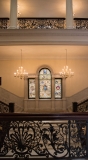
[8,0,17,29]
[51,76,55,111]
[62,78,66,99]
[62,78,67,111]
[66,0,74,29]
[35,76,39,111]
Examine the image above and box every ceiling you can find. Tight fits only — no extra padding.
[0,0,88,60]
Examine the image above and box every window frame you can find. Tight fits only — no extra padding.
[28,78,36,99]
[39,68,52,99]
[28,68,62,100]
[54,78,62,99]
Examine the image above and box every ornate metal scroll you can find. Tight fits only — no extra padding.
[77,100,88,112]
[74,18,88,29]
[0,18,9,29]
[18,18,65,29]
[70,120,86,158]
[0,121,11,149]
[0,101,9,113]
[0,120,87,159]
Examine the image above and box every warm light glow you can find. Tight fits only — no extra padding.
[59,65,74,78]
[59,49,74,78]
[14,50,28,79]
[14,66,28,79]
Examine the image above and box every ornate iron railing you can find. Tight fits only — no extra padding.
[18,18,65,29]
[0,18,9,29]
[0,113,88,159]
[0,101,14,113]
[77,99,88,112]
[73,99,88,112]
[0,18,88,30]
[0,101,9,113]
[74,18,88,29]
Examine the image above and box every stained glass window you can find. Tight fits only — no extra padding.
[39,69,51,98]
[55,79,62,99]
[28,79,35,98]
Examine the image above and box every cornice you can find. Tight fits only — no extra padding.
[0,29,88,45]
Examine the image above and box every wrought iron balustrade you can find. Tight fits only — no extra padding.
[0,101,14,113]
[0,113,88,159]
[0,18,88,30]
[77,99,88,112]
[74,18,88,29]
[18,18,65,29]
[73,99,88,112]
[0,18,9,29]
[0,101,9,113]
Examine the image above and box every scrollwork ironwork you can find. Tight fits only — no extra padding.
[0,101,9,113]
[70,121,86,158]
[74,18,88,29]
[18,18,65,29]
[0,18,9,29]
[0,120,87,159]
[77,101,88,112]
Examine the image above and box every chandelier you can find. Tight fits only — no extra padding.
[14,49,28,79]
[59,49,74,78]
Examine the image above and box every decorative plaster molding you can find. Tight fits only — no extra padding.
[0,29,88,45]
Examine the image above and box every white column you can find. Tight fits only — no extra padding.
[66,0,74,29]
[9,0,17,29]
[62,78,66,99]
[62,78,67,111]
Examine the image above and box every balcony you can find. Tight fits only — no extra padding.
[0,18,88,30]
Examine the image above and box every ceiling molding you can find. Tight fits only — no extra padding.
[0,29,88,45]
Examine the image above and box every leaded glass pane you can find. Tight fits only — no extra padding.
[55,79,62,99]
[39,69,51,98]
[28,79,35,98]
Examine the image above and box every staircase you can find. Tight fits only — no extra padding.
[0,87,24,112]
[67,87,88,112]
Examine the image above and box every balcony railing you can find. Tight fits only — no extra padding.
[0,18,9,29]
[18,18,65,29]
[0,18,88,30]
[74,18,88,29]
[0,113,88,159]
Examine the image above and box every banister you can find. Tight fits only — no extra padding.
[0,112,88,159]
[77,99,88,106]
[0,112,88,120]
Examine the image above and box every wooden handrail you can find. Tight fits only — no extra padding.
[0,112,88,120]
[77,99,88,106]
[0,101,9,106]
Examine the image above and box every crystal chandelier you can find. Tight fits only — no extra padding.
[14,49,28,79]
[59,49,74,78]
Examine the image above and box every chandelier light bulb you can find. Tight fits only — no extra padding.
[59,65,74,78]
[14,50,28,79]
[59,50,74,78]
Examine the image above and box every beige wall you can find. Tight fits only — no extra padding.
[0,59,88,98]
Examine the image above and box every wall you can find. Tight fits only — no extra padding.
[0,60,24,97]
[66,59,88,97]
[0,58,88,98]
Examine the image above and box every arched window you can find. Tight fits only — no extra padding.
[28,67,62,99]
[39,68,51,99]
